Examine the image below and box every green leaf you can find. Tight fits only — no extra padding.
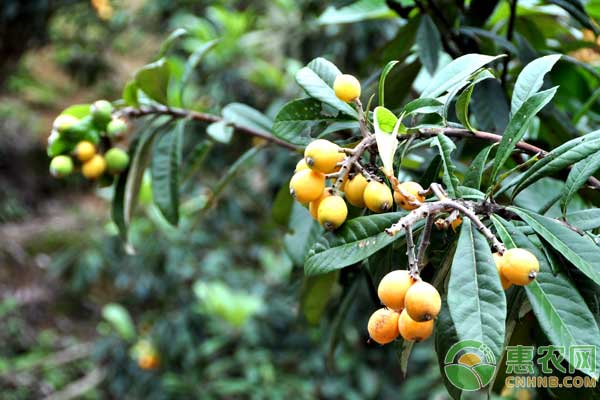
[431,134,460,198]
[471,79,509,133]
[300,272,339,325]
[61,104,91,118]
[271,182,294,227]
[416,15,441,74]
[447,219,506,368]
[378,60,399,107]
[495,217,600,379]
[222,103,272,135]
[135,58,171,104]
[564,209,600,231]
[490,86,558,182]
[305,212,419,276]
[295,58,358,118]
[273,98,350,146]
[560,152,600,213]
[421,54,503,98]
[510,207,600,287]
[513,130,600,197]
[374,106,400,176]
[206,120,234,144]
[112,172,128,243]
[402,98,443,117]
[102,303,136,341]
[151,121,183,225]
[455,72,495,132]
[157,28,188,58]
[510,54,561,115]
[285,203,321,266]
[547,0,600,35]
[435,300,464,400]
[180,39,219,106]
[122,81,139,107]
[318,0,394,24]
[463,145,493,190]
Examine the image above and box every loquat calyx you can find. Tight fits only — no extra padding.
[344,173,369,208]
[367,307,400,345]
[75,141,96,162]
[492,252,512,290]
[317,195,348,230]
[289,169,325,203]
[363,181,393,213]
[404,280,441,322]
[82,154,107,180]
[50,155,74,177]
[500,248,539,286]
[309,189,332,220]
[398,308,434,342]
[377,269,414,311]
[394,181,425,210]
[304,139,343,173]
[333,74,361,102]
[105,148,130,174]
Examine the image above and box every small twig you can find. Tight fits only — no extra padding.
[44,368,106,400]
[333,135,377,190]
[417,214,435,270]
[405,226,419,278]
[353,161,377,182]
[355,98,370,138]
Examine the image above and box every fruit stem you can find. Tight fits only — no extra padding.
[333,135,377,190]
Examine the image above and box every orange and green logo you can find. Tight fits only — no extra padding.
[444,340,497,391]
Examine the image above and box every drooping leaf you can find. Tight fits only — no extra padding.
[513,130,600,197]
[510,207,600,287]
[564,209,600,231]
[471,79,509,133]
[463,145,493,190]
[378,60,399,107]
[510,54,561,115]
[305,212,421,275]
[151,121,183,225]
[447,219,506,369]
[285,203,321,266]
[416,15,441,74]
[431,134,460,198]
[295,58,358,118]
[421,54,503,98]
[490,86,558,182]
[157,28,188,59]
[122,81,139,107]
[455,70,495,131]
[102,303,136,341]
[547,0,600,35]
[495,216,600,379]
[135,58,171,104]
[300,272,339,325]
[318,0,395,24]
[402,98,443,117]
[374,106,400,176]
[273,98,351,145]
[180,39,219,105]
[222,103,272,136]
[560,152,600,213]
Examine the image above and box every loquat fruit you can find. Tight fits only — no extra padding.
[289,169,325,203]
[49,155,74,177]
[344,174,369,208]
[363,181,393,213]
[304,139,342,173]
[317,195,348,230]
[500,248,539,286]
[404,281,441,322]
[295,158,310,173]
[53,114,79,135]
[333,74,361,102]
[105,148,130,174]
[377,269,414,311]
[107,117,128,139]
[398,308,434,342]
[90,100,113,129]
[75,141,96,162]
[492,252,512,290]
[309,189,332,220]
[394,181,425,210]
[138,353,159,370]
[82,154,107,180]
[367,307,400,345]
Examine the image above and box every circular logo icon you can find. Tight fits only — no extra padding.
[444,340,497,391]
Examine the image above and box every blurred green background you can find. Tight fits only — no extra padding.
[2,0,598,399]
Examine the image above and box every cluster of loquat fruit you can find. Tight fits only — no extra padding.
[367,250,539,345]
[48,100,130,184]
[288,73,429,230]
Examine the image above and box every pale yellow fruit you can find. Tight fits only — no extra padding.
[289,169,325,203]
[492,252,512,290]
[344,174,369,208]
[394,181,425,210]
[363,181,393,213]
[295,158,309,173]
[75,141,96,162]
[404,281,441,322]
[317,195,348,230]
[501,248,539,286]
[81,154,107,180]
[367,308,400,345]
[304,139,342,173]
[333,74,361,102]
[309,189,332,220]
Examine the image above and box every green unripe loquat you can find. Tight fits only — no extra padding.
[105,148,130,174]
[90,100,113,129]
[107,117,128,139]
[50,155,74,177]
